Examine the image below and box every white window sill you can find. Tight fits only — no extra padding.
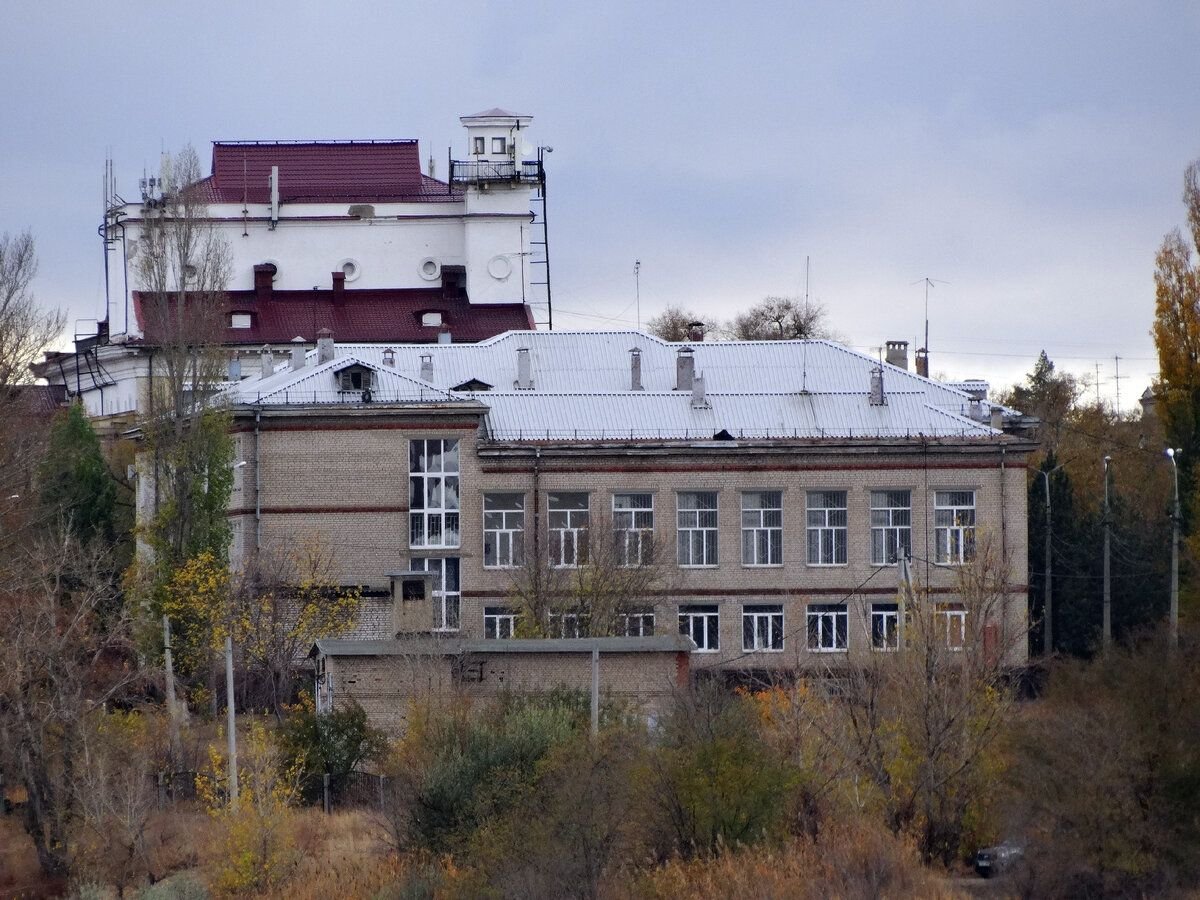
[807,562,848,568]
[741,563,784,569]
[679,563,720,569]
[743,647,785,653]
[483,564,522,570]
[808,647,848,654]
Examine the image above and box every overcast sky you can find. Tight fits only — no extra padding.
[4,1,1199,408]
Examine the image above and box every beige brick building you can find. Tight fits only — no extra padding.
[218,330,1034,684]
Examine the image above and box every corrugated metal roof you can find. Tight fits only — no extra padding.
[232,331,1010,439]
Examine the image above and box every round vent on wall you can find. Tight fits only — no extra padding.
[419,258,441,281]
[339,259,361,282]
[487,255,512,280]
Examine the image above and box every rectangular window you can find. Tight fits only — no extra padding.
[483,493,524,568]
[807,603,848,652]
[935,491,976,564]
[491,137,507,154]
[679,605,720,652]
[484,606,517,639]
[614,493,654,566]
[806,490,848,565]
[871,490,912,565]
[409,439,460,548]
[230,313,252,329]
[938,603,967,650]
[409,557,460,631]
[677,491,718,566]
[741,491,783,566]
[742,604,784,652]
[340,369,373,391]
[549,610,589,639]
[472,136,485,155]
[619,610,656,637]
[549,492,589,567]
[871,602,900,651]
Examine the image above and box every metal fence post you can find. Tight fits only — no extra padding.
[323,773,331,814]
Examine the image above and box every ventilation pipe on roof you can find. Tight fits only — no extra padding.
[885,340,909,370]
[869,366,886,406]
[438,326,452,345]
[515,347,533,390]
[290,345,306,371]
[316,328,335,365]
[420,353,434,382]
[915,348,929,378]
[691,371,710,409]
[268,166,280,228]
[382,348,396,368]
[260,345,274,378]
[990,407,1003,430]
[630,348,643,391]
[688,322,706,342]
[675,347,695,391]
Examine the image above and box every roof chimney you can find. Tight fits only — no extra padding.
[675,347,695,391]
[382,347,395,368]
[420,353,434,382]
[438,326,452,345]
[515,347,533,390]
[331,270,345,302]
[290,345,306,370]
[630,347,643,391]
[253,263,276,302]
[869,366,886,406]
[316,328,335,364]
[260,344,274,378]
[885,340,908,370]
[691,371,710,409]
[990,407,1003,430]
[688,321,706,342]
[1140,387,1157,420]
[915,347,929,378]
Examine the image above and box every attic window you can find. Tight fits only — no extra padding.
[421,311,444,327]
[231,313,252,329]
[338,367,373,392]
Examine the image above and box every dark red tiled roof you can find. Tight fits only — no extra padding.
[131,289,535,346]
[195,141,461,204]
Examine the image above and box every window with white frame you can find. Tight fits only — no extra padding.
[870,490,912,565]
[807,490,848,565]
[491,137,507,154]
[937,603,968,650]
[484,606,518,639]
[934,491,976,564]
[483,493,524,568]
[549,492,589,567]
[549,610,589,639]
[409,556,460,631]
[619,610,656,637]
[741,491,783,566]
[679,605,720,651]
[742,604,784,652]
[677,491,718,566]
[409,439,460,548]
[231,313,252,329]
[807,603,848,652]
[614,493,654,566]
[871,602,900,651]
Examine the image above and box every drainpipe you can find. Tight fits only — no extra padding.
[254,410,262,555]
[532,447,542,601]
[999,444,1008,656]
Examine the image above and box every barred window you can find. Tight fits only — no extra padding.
[614,493,654,567]
[935,491,976,564]
[806,490,847,565]
[741,491,783,566]
[742,604,784,652]
[870,490,912,565]
[677,491,718,566]
[409,439,460,548]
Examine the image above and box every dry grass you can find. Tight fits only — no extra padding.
[0,814,64,899]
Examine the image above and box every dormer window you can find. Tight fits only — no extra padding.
[231,313,252,329]
[421,311,443,327]
[491,137,507,154]
[336,365,374,392]
[472,137,485,155]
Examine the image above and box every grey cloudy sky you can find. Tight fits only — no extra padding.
[4,1,1199,407]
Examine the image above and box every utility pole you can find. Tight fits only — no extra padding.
[898,553,915,650]
[162,615,182,769]
[1041,471,1053,656]
[1167,447,1182,650]
[1102,456,1112,650]
[590,644,600,738]
[225,635,239,808]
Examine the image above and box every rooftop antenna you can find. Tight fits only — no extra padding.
[1112,355,1127,416]
[911,276,949,365]
[1094,362,1102,406]
[634,260,641,330]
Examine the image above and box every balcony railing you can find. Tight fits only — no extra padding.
[449,159,543,186]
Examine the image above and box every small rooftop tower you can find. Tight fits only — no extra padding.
[460,108,533,162]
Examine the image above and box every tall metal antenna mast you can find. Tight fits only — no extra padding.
[634,260,642,330]
[911,276,948,360]
[1112,355,1127,416]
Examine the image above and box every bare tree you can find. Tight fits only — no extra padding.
[0,230,64,391]
[726,295,834,341]
[646,306,707,342]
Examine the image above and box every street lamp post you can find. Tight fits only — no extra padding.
[1167,448,1182,650]
[1103,456,1112,651]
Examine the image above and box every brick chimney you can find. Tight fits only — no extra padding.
[688,321,706,342]
[885,340,908,370]
[331,270,345,303]
[253,263,276,302]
